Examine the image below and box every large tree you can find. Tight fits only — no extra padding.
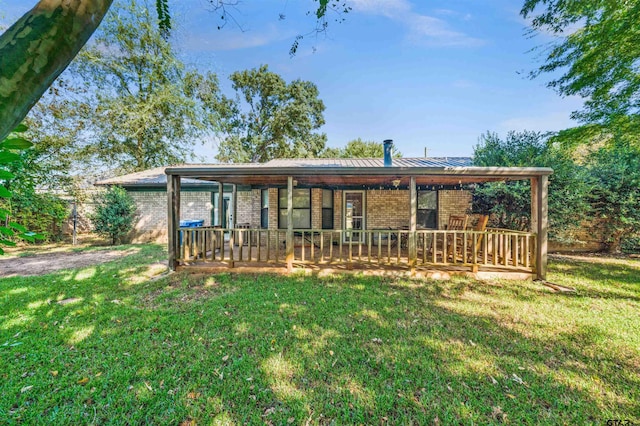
[68,0,223,172]
[0,0,346,142]
[322,138,403,158]
[216,65,327,163]
[522,0,640,126]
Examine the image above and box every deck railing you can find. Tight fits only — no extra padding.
[177,227,536,272]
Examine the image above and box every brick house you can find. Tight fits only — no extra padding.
[164,146,551,280]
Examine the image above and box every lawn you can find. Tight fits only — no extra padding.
[1,244,639,425]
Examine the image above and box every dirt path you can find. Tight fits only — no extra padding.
[0,248,141,278]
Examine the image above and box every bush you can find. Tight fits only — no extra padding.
[91,186,137,245]
[1,190,68,242]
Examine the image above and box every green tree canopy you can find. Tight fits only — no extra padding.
[522,0,640,127]
[216,65,327,163]
[66,0,223,173]
[0,0,346,142]
[322,138,403,158]
[473,130,589,241]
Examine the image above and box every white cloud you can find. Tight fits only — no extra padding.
[180,25,294,52]
[498,112,577,133]
[350,0,483,47]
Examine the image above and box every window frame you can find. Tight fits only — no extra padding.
[417,190,438,229]
[321,189,334,229]
[278,188,312,229]
[260,189,269,229]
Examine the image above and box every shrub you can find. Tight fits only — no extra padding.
[2,190,68,242]
[91,186,137,245]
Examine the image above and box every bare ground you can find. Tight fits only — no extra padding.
[0,247,143,278]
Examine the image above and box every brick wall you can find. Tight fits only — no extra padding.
[366,190,410,229]
[129,191,213,243]
[437,190,472,229]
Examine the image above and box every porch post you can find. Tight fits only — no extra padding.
[218,182,224,227]
[531,176,548,280]
[232,184,238,228]
[167,174,181,271]
[286,176,294,272]
[409,176,417,269]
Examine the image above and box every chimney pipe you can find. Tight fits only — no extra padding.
[383,139,393,167]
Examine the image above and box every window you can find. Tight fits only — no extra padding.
[260,189,269,229]
[417,191,437,228]
[278,188,311,229]
[322,189,334,229]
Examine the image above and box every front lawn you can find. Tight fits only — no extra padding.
[1,245,638,424]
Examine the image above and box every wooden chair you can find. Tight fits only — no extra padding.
[447,215,468,231]
[468,215,489,265]
[446,215,468,261]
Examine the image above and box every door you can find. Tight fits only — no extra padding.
[213,193,234,241]
[343,191,365,243]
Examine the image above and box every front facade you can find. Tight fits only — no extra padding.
[165,157,551,280]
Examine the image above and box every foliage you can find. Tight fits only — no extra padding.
[91,186,137,245]
[322,138,403,158]
[0,125,44,254]
[586,141,640,252]
[2,190,69,243]
[521,0,640,127]
[1,245,639,423]
[472,130,590,240]
[67,0,223,173]
[216,65,327,163]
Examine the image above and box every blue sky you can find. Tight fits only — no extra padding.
[2,0,583,160]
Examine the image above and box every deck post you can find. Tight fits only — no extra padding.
[217,182,224,227]
[232,183,237,228]
[167,174,181,271]
[286,176,294,272]
[531,176,548,280]
[409,176,417,269]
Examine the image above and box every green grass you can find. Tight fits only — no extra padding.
[1,245,639,425]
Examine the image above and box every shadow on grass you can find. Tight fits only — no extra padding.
[1,252,639,424]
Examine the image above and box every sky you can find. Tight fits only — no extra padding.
[1,0,584,160]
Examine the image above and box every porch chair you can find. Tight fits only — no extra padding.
[468,214,489,265]
[446,215,468,262]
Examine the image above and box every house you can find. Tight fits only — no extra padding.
[96,167,253,242]
[164,142,551,280]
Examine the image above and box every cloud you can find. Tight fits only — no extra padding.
[498,112,577,133]
[350,0,483,47]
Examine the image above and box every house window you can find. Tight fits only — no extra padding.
[322,189,334,229]
[278,188,311,229]
[417,190,437,229]
[260,189,268,229]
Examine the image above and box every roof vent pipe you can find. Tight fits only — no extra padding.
[383,139,393,167]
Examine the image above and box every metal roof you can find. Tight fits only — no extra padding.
[263,157,474,168]
[95,166,218,187]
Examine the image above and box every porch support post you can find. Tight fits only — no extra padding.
[218,182,224,227]
[409,176,417,269]
[232,184,238,228]
[167,174,181,271]
[286,176,294,272]
[531,176,548,280]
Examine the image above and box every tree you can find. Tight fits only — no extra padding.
[91,186,137,245]
[522,0,640,127]
[472,130,590,241]
[216,65,327,163]
[322,138,403,158]
[586,141,640,253]
[0,0,346,142]
[67,0,223,172]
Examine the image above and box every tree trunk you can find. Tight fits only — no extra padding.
[0,0,114,141]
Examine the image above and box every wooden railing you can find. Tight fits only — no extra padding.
[177,227,536,272]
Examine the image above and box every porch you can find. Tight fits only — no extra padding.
[165,157,551,280]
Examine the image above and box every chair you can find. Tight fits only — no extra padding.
[446,215,468,261]
[447,215,468,231]
[469,215,489,264]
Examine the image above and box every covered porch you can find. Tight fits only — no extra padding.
[165,159,551,279]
